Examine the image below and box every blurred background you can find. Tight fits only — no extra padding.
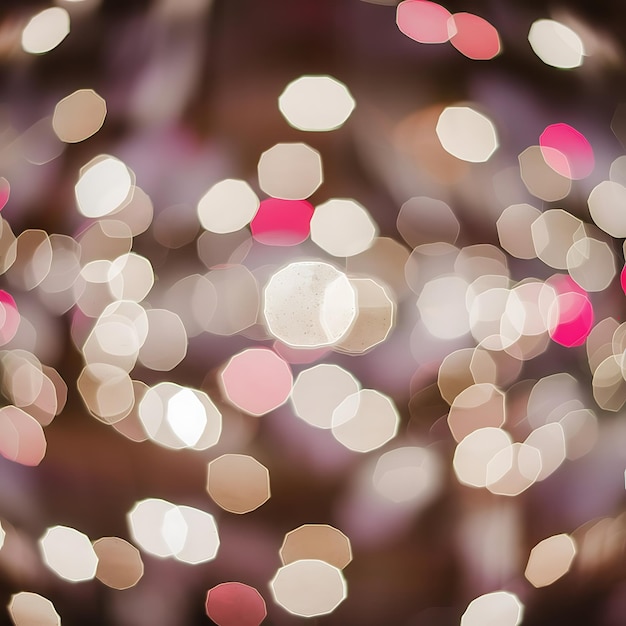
[1,0,626,624]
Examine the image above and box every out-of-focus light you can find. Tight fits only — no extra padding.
[270,559,347,617]
[436,106,498,163]
[373,446,442,506]
[519,146,572,201]
[335,278,395,354]
[461,591,523,626]
[108,253,154,302]
[197,179,259,234]
[437,347,495,405]
[263,261,356,348]
[77,363,134,424]
[331,389,399,452]
[311,198,377,257]
[52,89,107,143]
[0,405,47,466]
[449,12,501,60]
[220,348,292,416]
[560,408,598,460]
[207,453,270,514]
[417,275,470,339]
[111,186,154,237]
[75,155,134,219]
[528,19,584,69]
[39,526,98,582]
[531,209,582,270]
[588,180,626,238]
[448,383,505,443]
[546,276,593,348]
[291,364,361,429]
[205,582,267,626]
[250,198,314,246]
[396,1,455,44]
[93,537,144,590]
[137,308,187,371]
[567,236,616,293]
[280,525,352,569]
[486,442,542,496]
[8,592,60,626]
[21,8,70,55]
[0,291,21,346]
[127,499,219,563]
[397,196,460,248]
[257,143,323,200]
[348,236,411,299]
[278,75,355,131]
[453,427,512,488]
[524,422,566,481]
[525,534,576,587]
[138,382,222,450]
[592,355,626,412]
[0,178,9,211]
[539,123,594,179]
[152,204,199,249]
[205,264,259,336]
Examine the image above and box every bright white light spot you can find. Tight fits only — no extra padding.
[278,75,356,132]
[21,8,70,55]
[166,388,207,446]
[436,106,498,163]
[75,156,133,218]
[528,19,584,69]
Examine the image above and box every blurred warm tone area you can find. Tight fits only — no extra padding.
[2,1,626,625]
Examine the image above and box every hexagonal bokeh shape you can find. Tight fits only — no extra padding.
[278,75,355,131]
[447,383,505,443]
[335,278,395,354]
[257,143,323,200]
[525,533,576,588]
[9,592,60,626]
[461,591,524,626]
[93,537,144,590]
[219,348,292,416]
[206,582,267,626]
[310,198,377,257]
[39,525,98,582]
[207,454,271,514]
[331,389,399,452]
[496,203,542,260]
[263,261,357,348]
[531,208,581,270]
[290,363,361,429]
[53,88,107,144]
[280,524,352,569]
[436,106,498,163]
[270,559,347,618]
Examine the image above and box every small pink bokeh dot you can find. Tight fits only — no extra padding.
[221,348,293,416]
[539,123,594,180]
[396,0,454,44]
[449,12,501,60]
[205,582,267,626]
[547,275,593,347]
[250,198,313,246]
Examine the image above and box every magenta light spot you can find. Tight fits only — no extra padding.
[0,178,9,211]
[205,582,267,626]
[221,348,293,416]
[250,198,313,246]
[539,123,594,180]
[547,276,593,347]
[0,291,20,345]
[396,0,455,44]
[449,12,501,60]
[620,264,626,294]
